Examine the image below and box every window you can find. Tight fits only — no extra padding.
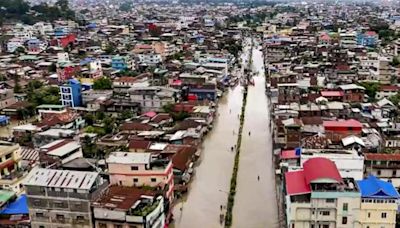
[342,216,348,224]
[151,178,157,182]
[99,223,107,228]
[326,198,335,203]
[393,170,397,176]
[36,212,44,218]
[114,225,123,228]
[56,214,65,221]
[5,153,12,160]
[321,211,330,216]
[76,216,84,220]
[131,166,139,171]
[323,225,329,228]
[382,212,387,218]
[39,226,45,228]
[368,212,371,218]
[343,203,348,211]
[377,170,381,175]
[133,178,138,183]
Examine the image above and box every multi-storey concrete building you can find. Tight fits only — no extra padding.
[0,142,28,193]
[285,157,361,228]
[106,152,174,203]
[357,175,399,228]
[24,168,107,228]
[92,186,166,228]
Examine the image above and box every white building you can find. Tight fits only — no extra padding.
[137,53,162,65]
[301,149,364,180]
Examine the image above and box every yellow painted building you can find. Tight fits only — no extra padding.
[359,199,397,228]
[0,142,27,193]
[357,175,399,228]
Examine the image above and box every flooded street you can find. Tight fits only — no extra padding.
[232,44,279,228]
[172,84,243,227]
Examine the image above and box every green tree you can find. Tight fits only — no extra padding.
[103,116,116,134]
[391,56,400,67]
[359,82,380,101]
[93,77,112,90]
[83,113,95,125]
[119,110,134,120]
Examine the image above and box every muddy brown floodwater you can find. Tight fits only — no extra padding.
[171,83,244,228]
[231,43,279,228]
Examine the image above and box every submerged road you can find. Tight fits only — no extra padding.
[172,83,243,227]
[232,43,279,228]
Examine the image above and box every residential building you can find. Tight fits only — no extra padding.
[323,119,363,143]
[338,84,365,103]
[81,90,113,105]
[278,83,300,105]
[137,52,163,65]
[375,85,398,100]
[357,175,399,228]
[60,79,82,107]
[300,149,364,180]
[38,140,83,167]
[27,39,47,53]
[24,168,107,228]
[363,153,400,188]
[129,87,177,113]
[0,143,28,193]
[112,55,134,71]
[36,105,66,121]
[0,88,16,110]
[0,191,29,226]
[356,31,378,47]
[285,157,361,228]
[92,186,165,228]
[106,152,174,203]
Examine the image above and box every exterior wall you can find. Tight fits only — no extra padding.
[301,154,364,180]
[359,200,397,228]
[108,162,174,202]
[0,144,26,193]
[288,194,361,228]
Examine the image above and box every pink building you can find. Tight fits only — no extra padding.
[106,152,174,202]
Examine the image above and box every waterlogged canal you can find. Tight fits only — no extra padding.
[172,83,244,227]
[232,44,279,228]
[172,39,278,228]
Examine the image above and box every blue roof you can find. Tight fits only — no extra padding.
[0,115,9,122]
[80,57,95,66]
[0,194,28,215]
[357,175,400,199]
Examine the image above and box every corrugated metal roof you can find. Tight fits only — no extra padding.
[24,168,99,190]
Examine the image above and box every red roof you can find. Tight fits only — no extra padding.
[280,150,299,159]
[285,170,311,196]
[128,139,151,150]
[303,157,342,184]
[365,31,377,36]
[379,85,399,92]
[323,119,362,128]
[364,153,400,161]
[142,111,157,118]
[321,91,344,97]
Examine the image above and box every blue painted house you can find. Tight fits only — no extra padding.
[111,55,131,71]
[357,31,378,47]
[357,175,400,227]
[60,79,82,107]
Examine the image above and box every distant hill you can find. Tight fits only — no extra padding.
[0,0,76,25]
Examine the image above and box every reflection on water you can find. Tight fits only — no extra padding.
[232,45,279,228]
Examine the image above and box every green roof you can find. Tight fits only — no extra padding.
[0,190,15,207]
[37,104,65,109]
[18,55,38,61]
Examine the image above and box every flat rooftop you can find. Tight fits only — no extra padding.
[106,152,151,164]
[24,168,99,190]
